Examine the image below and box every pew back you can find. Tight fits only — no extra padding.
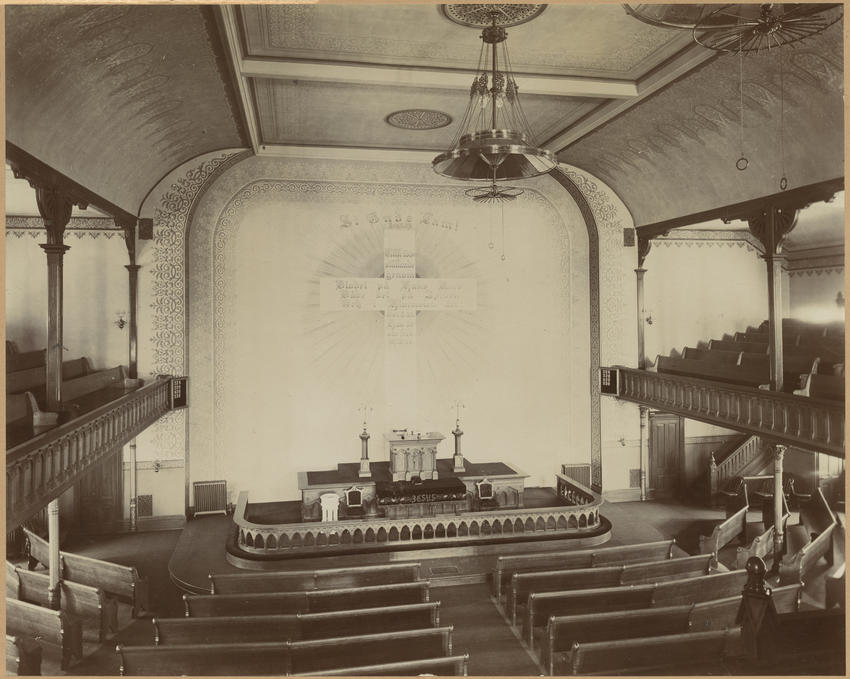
[492,539,676,599]
[7,358,89,394]
[117,642,293,676]
[6,597,83,670]
[154,602,439,645]
[24,528,149,616]
[524,569,748,646]
[682,347,742,363]
[118,628,453,677]
[288,627,452,674]
[699,487,749,555]
[293,654,469,676]
[209,562,421,594]
[568,627,743,675]
[510,554,712,625]
[6,348,46,374]
[16,567,118,641]
[543,605,692,674]
[6,635,43,676]
[184,581,431,617]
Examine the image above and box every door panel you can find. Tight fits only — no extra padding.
[649,413,682,496]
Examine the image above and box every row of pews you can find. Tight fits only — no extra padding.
[117,563,469,676]
[491,538,813,675]
[5,340,138,448]
[6,528,150,674]
[654,319,844,400]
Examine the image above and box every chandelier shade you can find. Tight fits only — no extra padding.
[432,8,556,183]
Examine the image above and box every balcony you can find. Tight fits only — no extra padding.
[602,367,844,457]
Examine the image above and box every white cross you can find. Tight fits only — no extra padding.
[321,225,476,426]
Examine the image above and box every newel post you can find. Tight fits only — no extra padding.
[737,556,779,662]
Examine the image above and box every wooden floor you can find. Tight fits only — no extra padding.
[30,498,840,675]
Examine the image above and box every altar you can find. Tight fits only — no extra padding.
[297,426,529,522]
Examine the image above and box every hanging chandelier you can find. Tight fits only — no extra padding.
[432,8,557,200]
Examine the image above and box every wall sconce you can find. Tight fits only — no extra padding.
[618,437,626,447]
[645,315,653,325]
[836,291,845,308]
[115,311,127,329]
[153,461,161,473]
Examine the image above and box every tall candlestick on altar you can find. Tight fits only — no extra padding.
[452,400,465,472]
[358,404,372,478]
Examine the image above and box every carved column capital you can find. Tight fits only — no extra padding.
[773,444,787,464]
[637,235,652,268]
[747,207,798,255]
[35,187,74,245]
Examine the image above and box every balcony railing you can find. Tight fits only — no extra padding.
[604,367,844,457]
[6,378,174,530]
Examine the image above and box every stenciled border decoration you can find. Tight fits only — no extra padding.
[147,150,249,464]
[6,215,124,239]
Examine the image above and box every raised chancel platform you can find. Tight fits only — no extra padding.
[225,472,611,574]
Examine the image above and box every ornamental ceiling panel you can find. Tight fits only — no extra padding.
[253,78,601,150]
[561,11,844,227]
[5,4,248,214]
[240,4,694,79]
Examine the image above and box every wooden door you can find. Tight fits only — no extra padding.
[77,449,123,533]
[649,413,683,497]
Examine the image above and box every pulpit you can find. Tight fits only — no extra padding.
[386,430,444,481]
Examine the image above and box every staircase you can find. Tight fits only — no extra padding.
[694,434,773,506]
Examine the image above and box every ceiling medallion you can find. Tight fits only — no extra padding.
[440,4,547,28]
[386,109,453,130]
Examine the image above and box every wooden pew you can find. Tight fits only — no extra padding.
[152,602,440,644]
[6,348,46,374]
[24,528,149,616]
[184,580,431,617]
[541,584,802,675]
[566,627,744,675]
[116,627,453,676]
[117,641,293,675]
[294,654,469,676]
[779,489,837,586]
[523,569,748,646]
[794,372,845,400]
[492,538,678,601]
[6,635,43,676]
[657,355,767,388]
[699,486,749,556]
[709,339,767,354]
[209,562,421,594]
[7,357,90,394]
[6,598,83,670]
[682,347,742,363]
[12,567,118,642]
[508,553,713,625]
[288,626,453,674]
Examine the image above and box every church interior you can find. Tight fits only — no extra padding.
[4,3,846,676]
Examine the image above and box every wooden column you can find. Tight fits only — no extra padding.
[122,222,140,382]
[128,438,138,531]
[772,443,786,566]
[639,406,649,501]
[47,499,61,609]
[748,208,796,391]
[636,237,651,501]
[36,187,73,411]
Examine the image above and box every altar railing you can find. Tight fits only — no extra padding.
[6,378,174,530]
[233,478,603,554]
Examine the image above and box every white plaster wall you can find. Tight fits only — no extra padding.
[788,269,845,323]
[5,232,128,369]
[187,157,591,503]
[643,238,769,359]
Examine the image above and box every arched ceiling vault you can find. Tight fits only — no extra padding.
[5,4,844,232]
